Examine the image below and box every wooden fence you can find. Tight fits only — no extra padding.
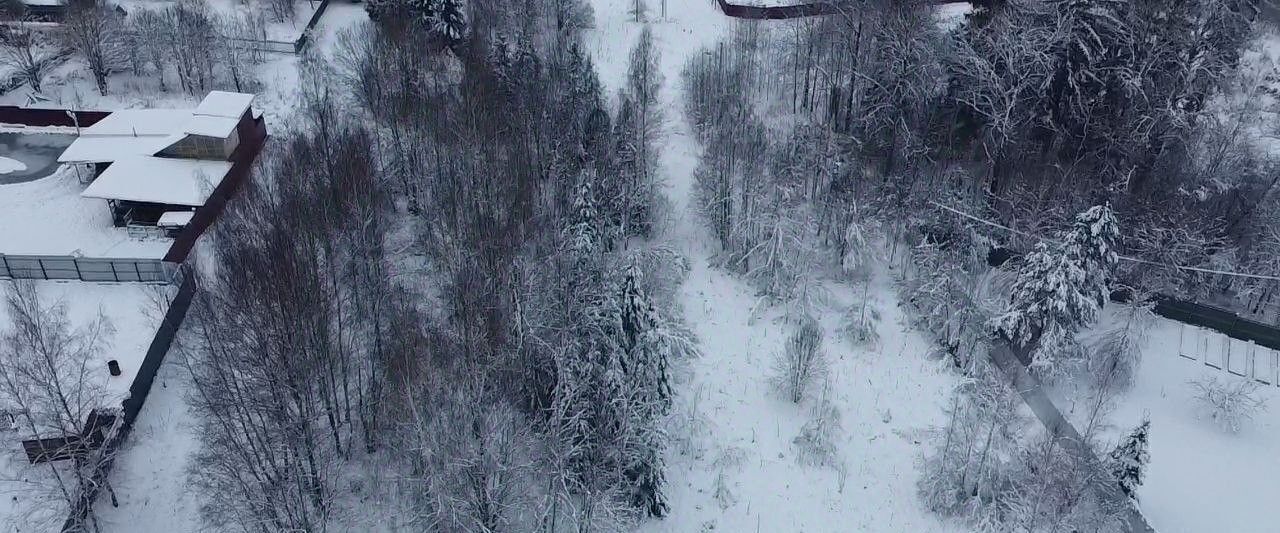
[292,0,333,53]
[163,114,268,262]
[0,254,177,283]
[715,0,965,20]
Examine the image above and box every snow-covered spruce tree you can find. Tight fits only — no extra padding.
[615,262,677,517]
[365,0,466,44]
[993,204,1119,376]
[550,175,692,521]
[1108,418,1150,501]
[432,0,468,44]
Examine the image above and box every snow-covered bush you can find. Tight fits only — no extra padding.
[917,369,1022,523]
[1189,375,1268,433]
[1002,434,1126,533]
[1082,298,1154,392]
[793,395,842,468]
[840,301,880,347]
[772,318,827,404]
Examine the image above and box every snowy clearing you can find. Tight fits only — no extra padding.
[1059,314,1280,533]
[586,1,964,530]
[0,165,172,258]
[0,280,165,533]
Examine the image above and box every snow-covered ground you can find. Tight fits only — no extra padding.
[0,165,173,258]
[587,1,962,531]
[0,157,28,175]
[1062,315,1280,533]
[91,345,201,533]
[0,280,167,533]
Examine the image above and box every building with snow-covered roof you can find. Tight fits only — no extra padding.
[56,91,256,232]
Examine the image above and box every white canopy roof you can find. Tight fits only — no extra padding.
[80,156,232,206]
[157,211,195,227]
[57,135,178,164]
[79,109,192,137]
[193,91,254,119]
[58,92,255,164]
[183,114,241,138]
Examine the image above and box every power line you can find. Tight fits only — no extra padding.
[928,200,1280,283]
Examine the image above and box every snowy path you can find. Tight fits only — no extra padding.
[587,1,961,531]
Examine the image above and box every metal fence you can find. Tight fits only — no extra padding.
[0,254,177,283]
[1155,296,1280,353]
[1176,322,1280,386]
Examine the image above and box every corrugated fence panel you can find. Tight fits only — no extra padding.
[0,255,175,283]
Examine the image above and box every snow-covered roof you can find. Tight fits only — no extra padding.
[59,109,191,163]
[81,156,231,206]
[183,114,240,138]
[57,135,177,164]
[157,210,195,227]
[79,109,192,137]
[57,92,255,164]
[193,91,254,119]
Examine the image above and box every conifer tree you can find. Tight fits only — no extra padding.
[994,204,1119,374]
[432,0,467,44]
[1109,419,1151,501]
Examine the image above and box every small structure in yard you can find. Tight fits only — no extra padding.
[58,91,254,235]
[13,0,67,21]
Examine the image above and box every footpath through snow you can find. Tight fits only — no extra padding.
[586,1,961,530]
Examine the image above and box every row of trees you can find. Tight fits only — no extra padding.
[0,0,294,97]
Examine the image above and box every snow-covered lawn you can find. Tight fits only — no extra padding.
[0,165,172,258]
[649,265,963,532]
[0,280,167,421]
[1081,316,1280,533]
[0,451,73,533]
[91,346,201,533]
[0,280,167,533]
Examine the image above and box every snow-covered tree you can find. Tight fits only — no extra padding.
[993,204,1119,375]
[432,0,467,44]
[61,0,127,96]
[0,21,55,94]
[1108,418,1150,501]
